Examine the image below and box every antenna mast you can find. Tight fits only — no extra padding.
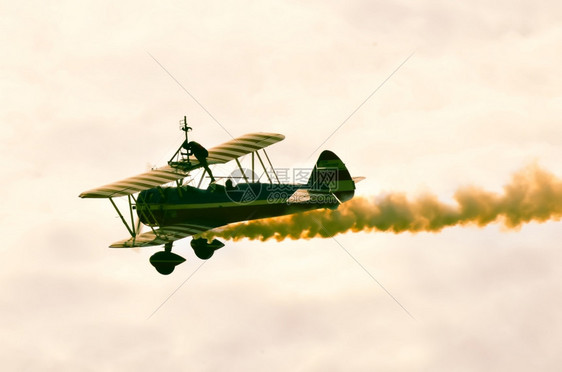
[168,115,193,169]
[180,115,192,145]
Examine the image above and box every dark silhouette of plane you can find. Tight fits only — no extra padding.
[79,117,362,275]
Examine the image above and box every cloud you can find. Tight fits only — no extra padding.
[2,1,562,370]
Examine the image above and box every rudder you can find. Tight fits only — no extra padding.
[307,150,355,202]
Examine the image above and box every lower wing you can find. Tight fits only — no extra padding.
[109,223,214,248]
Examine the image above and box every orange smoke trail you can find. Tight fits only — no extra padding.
[202,165,562,242]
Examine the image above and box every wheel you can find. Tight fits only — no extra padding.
[149,251,186,275]
[152,262,176,275]
[193,246,214,260]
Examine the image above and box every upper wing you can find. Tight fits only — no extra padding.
[206,132,285,164]
[79,165,193,198]
[79,132,284,199]
[109,223,213,248]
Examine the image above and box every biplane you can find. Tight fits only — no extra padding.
[79,117,362,274]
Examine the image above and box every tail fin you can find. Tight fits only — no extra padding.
[307,150,356,202]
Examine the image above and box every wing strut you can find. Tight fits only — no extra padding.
[127,195,136,236]
[108,194,166,241]
[130,194,160,237]
[262,148,280,183]
[235,158,249,183]
[255,151,272,184]
[109,197,135,238]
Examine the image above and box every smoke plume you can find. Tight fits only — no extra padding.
[202,165,562,242]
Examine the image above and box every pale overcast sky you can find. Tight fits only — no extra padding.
[1,1,562,370]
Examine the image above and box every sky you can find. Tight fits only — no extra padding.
[1,0,562,370]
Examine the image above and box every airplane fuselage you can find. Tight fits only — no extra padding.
[136,183,339,229]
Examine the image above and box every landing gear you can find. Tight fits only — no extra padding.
[149,239,225,275]
[149,242,186,275]
[190,238,224,260]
